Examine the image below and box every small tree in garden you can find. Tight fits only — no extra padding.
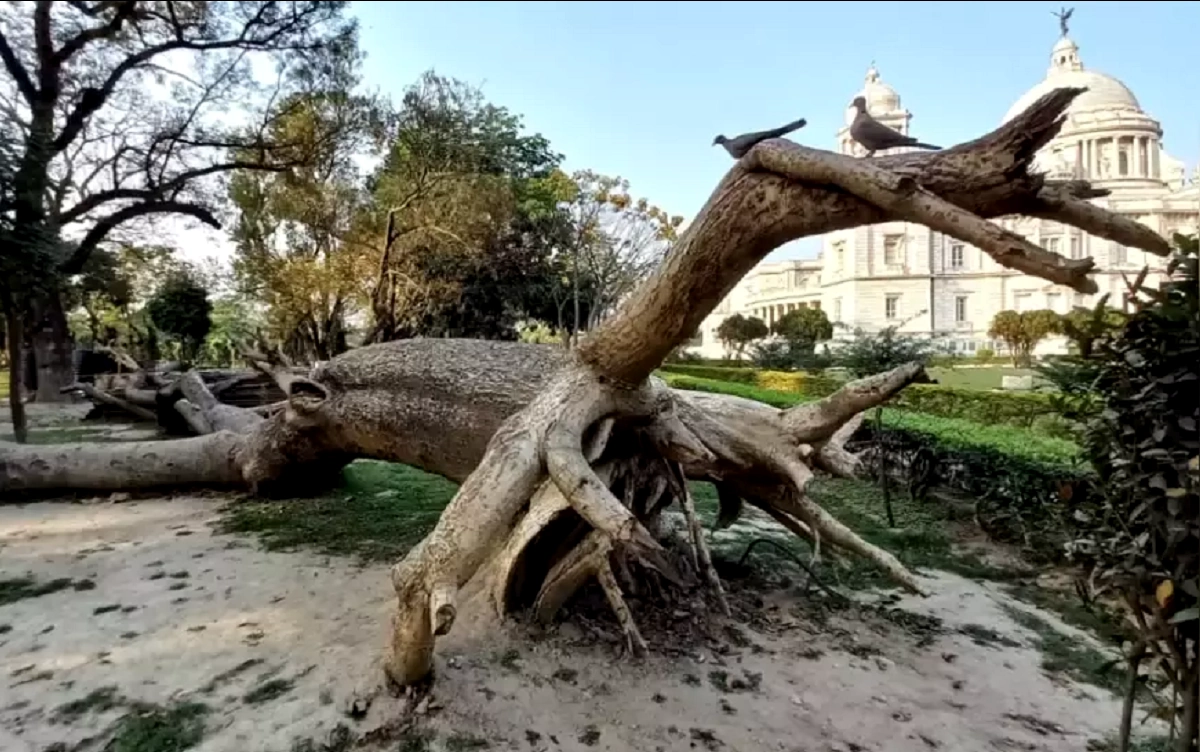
[772,308,834,353]
[1057,300,1127,359]
[1036,295,1126,429]
[988,309,1061,367]
[752,308,836,371]
[1063,235,1198,752]
[836,323,940,527]
[716,314,768,359]
[147,275,213,366]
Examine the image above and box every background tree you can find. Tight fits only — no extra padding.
[835,322,940,527]
[716,314,768,359]
[1056,234,1198,752]
[988,309,1061,366]
[771,307,833,353]
[0,1,358,403]
[1057,299,1126,358]
[64,248,132,346]
[364,71,568,342]
[558,171,682,336]
[146,273,212,366]
[0,113,29,439]
[203,296,264,368]
[229,84,384,361]
[63,244,185,362]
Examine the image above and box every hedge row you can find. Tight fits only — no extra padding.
[661,373,1090,561]
[657,363,1072,438]
[658,364,843,397]
[659,373,1079,464]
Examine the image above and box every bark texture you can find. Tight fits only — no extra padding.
[0,88,1174,699]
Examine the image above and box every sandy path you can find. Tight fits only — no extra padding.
[0,497,1132,751]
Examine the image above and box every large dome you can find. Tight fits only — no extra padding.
[1002,37,1141,124]
[844,65,904,126]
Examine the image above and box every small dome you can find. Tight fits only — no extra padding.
[1002,37,1141,124]
[846,65,903,126]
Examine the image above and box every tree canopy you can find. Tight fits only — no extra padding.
[146,273,212,365]
[771,307,833,353]
[988,309,1062,367]
[716,314,768,359]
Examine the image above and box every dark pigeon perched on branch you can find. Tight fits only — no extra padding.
[849,96,940,157]
[712,117,807,159]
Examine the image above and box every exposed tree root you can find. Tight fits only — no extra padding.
[378,87,1173,691]
[0,88,1176,700]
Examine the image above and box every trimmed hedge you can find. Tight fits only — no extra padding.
[661,372,1090,561]
[657,363,1072,438]
[658,364,842,398]
[659,373,1079,464]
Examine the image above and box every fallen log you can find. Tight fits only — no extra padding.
[60,383,158,422]
[0,88,1172,702]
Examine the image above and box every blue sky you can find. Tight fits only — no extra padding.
[348,1,1198,261]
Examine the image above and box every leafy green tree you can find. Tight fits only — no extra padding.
[229,85,383,361]
[716,314,768,359]
[1057,300,1126,358]
[1061,234,1198,752]
[365,72,572,342]
[203,297,265,367]
[0,1,358,401]
[987,309,1060,367]
[147,275,212,366]
[65,249,133,345]
[772,308,834,354]
[835,325,938,379]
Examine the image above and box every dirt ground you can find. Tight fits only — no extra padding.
[0,490,1138,752]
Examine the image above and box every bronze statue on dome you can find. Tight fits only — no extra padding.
[1053,7,1074,38]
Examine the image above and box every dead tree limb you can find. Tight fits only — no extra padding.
[60,383,157,422]
[0,88,1174,697]
[376,86,1170,690]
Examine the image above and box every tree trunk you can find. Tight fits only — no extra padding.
[1118,650,1142,752]
[876,406,895,528]
[2,294,27,443]
[1179,665,1199,752]
[30,291,76,403]
[0,88,1174,702]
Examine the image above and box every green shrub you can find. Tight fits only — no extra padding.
[661,372,1089,561]
[975,347,996,363]
[659,363,1073,437]
[658,363,842,398]
[891,384,1075,439]
[658,363,759,384]
[660,373,1079,465]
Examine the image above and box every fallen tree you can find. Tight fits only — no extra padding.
[0,88,1172,699]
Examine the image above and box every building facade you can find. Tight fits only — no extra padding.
[692,33,1199,360]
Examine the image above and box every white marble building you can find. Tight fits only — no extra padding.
[692,32,1199,360]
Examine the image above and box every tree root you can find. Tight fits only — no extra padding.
[2,88,1177,700]
[736,537,846,603]
[381,358,933,689]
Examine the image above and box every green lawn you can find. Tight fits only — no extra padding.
[660,372,1080,465]
[222,460,1013,588]
[218,460,459,562]
[927,365,1043,391]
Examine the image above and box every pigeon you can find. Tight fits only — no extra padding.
[848,96,940,157]
[712,117,807,159]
